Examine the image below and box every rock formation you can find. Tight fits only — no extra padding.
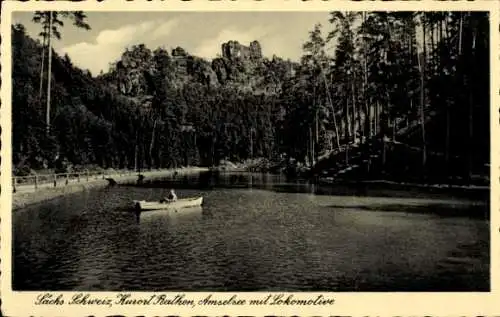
[187,56,219,87]
[249,41,263,60]
[211,58,228,84]
[171,46,188,76]
[221,40,262,61]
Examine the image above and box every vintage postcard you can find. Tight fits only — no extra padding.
[1,0,498,316]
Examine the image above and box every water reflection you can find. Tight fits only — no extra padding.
[325,203,488,219]
[134,171,488,208]
[139,206,204,223]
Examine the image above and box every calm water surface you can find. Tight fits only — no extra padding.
[13,172,489,291]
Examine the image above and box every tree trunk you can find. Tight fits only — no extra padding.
[468,24,476,181]
[445,102,450,174]
[309,127,314,166]
[458,13,463,55]
[313,86,319,162]
[439,16,444,48]
[149,118,157,168]
[213,135,217,166]
[319,67,341,152]
[392,119,396,141]
[141,141,146,171]
[382,138,386,168]
[368,98,373,138]
[468,92,474,181]
[346,95,352,141]
[315,108,319,144]
[345,141,349,166]
[362,12,371,139]
[134,130,139,172]
[445,15,450,42]
[351,80,357,142]
[358,97,364,143]
[45,12,53,135]
[363,70,370,139]
[419,15,427,169]
[315,108,319,163]
[430,24,435,73]
[39,26,47,100]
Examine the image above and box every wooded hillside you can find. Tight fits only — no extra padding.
[12,11,490,185]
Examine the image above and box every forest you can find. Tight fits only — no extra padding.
[12,11,490,185]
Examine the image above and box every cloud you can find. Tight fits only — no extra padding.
[95,21,156,45]
[56,12,332,74]
[150,20,179,40]
[59,19,178,75]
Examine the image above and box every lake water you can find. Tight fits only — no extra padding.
[13,172,490,291]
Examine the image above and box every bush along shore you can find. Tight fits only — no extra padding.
[12,167,208,210]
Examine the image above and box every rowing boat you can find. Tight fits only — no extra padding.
[133,197,203,211]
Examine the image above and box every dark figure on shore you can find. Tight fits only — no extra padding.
[137,174,145,185]
[106,178,117,186]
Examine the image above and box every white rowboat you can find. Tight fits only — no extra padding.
[133,197,203,211]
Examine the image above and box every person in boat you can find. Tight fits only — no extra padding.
[160,189,178,203]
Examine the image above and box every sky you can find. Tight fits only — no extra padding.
[13,12,333,76]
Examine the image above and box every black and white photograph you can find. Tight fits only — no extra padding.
[1,1,498,315]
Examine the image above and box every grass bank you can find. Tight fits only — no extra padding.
[12,167,208,210]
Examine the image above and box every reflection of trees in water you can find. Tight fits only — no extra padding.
[324,203,488,220]
[230,174,238,184]
[198,171,212,188]
[134,172,487,205]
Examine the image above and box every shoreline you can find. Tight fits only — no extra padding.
[358,179,489,191]
[12,167,208,210]
[12,167,489,210]
[316,178,490,191]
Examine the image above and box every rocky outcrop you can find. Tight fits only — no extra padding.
[115,44,154,97]
[187,56,219,87]
[221,40,262,61]
[201,67,219,87]
[114,40,269,94]
[171,46,189,77]
[249,41,263,60]
[212,57,228,84]
[116,66,149,96]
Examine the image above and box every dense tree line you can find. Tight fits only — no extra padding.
[12,11,490,185]
[299,12,489,184]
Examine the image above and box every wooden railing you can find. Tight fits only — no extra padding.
[12,169,140,193]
